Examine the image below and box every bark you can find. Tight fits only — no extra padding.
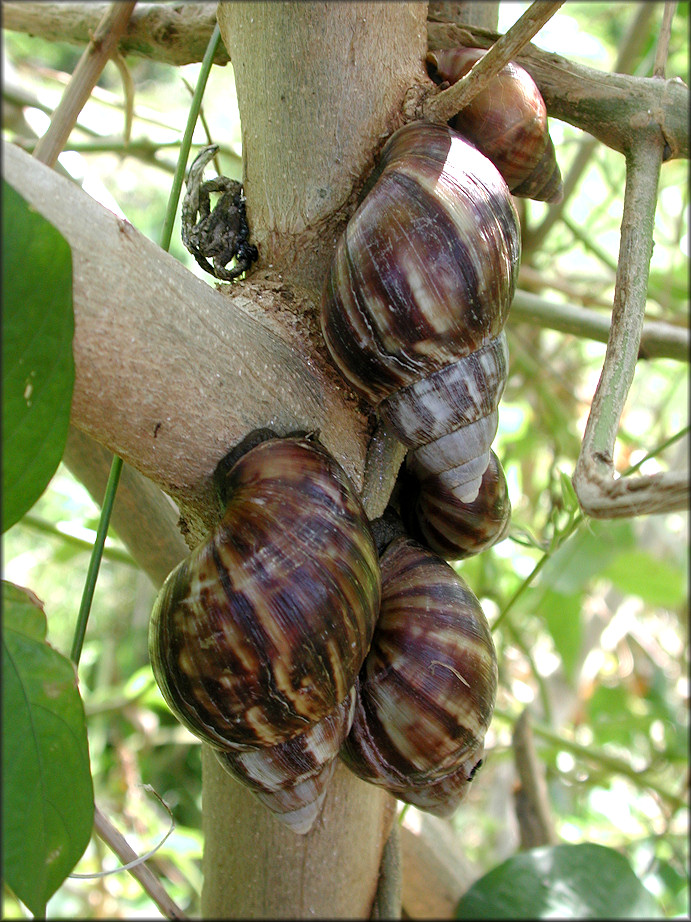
[200,5,427,916]
[1,2,228,67]
[2,141,394,537]
[426,21,689,160]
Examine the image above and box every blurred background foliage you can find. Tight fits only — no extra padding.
[2,1,688,918]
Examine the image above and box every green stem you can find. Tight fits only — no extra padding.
[621,424,690,477]
[71,456,123,664]
[159,22,222,252]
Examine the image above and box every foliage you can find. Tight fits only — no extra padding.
[1,2,688,919]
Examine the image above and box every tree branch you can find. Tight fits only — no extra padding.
[510,290,689,363]
[2,2,229,67]
[423,0,565,123]
[573,136,689,517]
[3,140,377,533]
[426,22,689,159]
[33,1,137,167]
[7,5,687,161]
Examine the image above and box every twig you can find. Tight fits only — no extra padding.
[524,1,659,250]
[513,709,558,850]
[426,21,689,160]
[32,2,137,167]
[111,50,135,146]
[510,289,689,363]
[423,0,565,123]
[2,2,228,68]
[653,2,678,78]
[18,513,138,567]
[494,709,687,812]
[92,805,188,920]
[573,136,689,517]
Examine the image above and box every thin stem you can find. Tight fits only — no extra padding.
[20,513,137,567]
[423,0,565,123]
[653,2,677,78]
[493,708,686,812]
[32,2,137,167]
[92,806,188,920]
[159,22,222,252]
[510,289,689,363]
[621,425,690,477]
[492,529,571,635]
[70,456,123,664]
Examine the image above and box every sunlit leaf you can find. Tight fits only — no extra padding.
[455,843,661,918]
[540,520,635,595]
[2,581,93,917]
[1,181,74,532]
[601,549,686,609]
[536,588,583,683]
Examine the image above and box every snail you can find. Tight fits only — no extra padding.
[397,447,512,560]
[148,435,381,832]
[340,532,498,816]
[216,686,356,834]
[321,119,520,507]
[427,46,563,203]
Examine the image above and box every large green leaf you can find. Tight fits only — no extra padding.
[601,548,687,609]
[2,181,74,532]
[2,581,94,917]
[455,843,661,919]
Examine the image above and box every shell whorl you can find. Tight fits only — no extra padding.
[148,437,381,752]
[321,120,520,503]
[216,686,357,834]
[340,535,498,816]
[427,46,563,204]
[400,448,512,560]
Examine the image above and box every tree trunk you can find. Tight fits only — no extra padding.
[200,2,428,917]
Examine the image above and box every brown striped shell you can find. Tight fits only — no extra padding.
[427,46,563,203]
[321,120,520,505]
[148,436,381,831]
[339,535,497,816]
[216,686,356,834]
[399,448,511,559]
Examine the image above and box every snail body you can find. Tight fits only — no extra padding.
[427,46,563,203]
[149,436,381,832]
[321,120,520,505]
[340,535,498,815]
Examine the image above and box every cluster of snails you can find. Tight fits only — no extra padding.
[148,47,561,833]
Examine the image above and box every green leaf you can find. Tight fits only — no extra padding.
[2,581,94,917]
[536,589,583,683]
[455,843,661,919]
[541,520,635,595]
[1,181,74,532]
[601,548,687,609]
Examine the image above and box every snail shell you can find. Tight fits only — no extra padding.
[399,448,511,559]
[148,437,381,830]
[321,120,520,505]
[216,687,356,835]
[427,46,563,203]
[340,535,498,816]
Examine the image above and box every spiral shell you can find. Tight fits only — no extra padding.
[427,46,563,203]
[148,436,381,830]
[399,448,511,559]
[216,687,356,834]
[321,120,520,505]
[340,535,498,816]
